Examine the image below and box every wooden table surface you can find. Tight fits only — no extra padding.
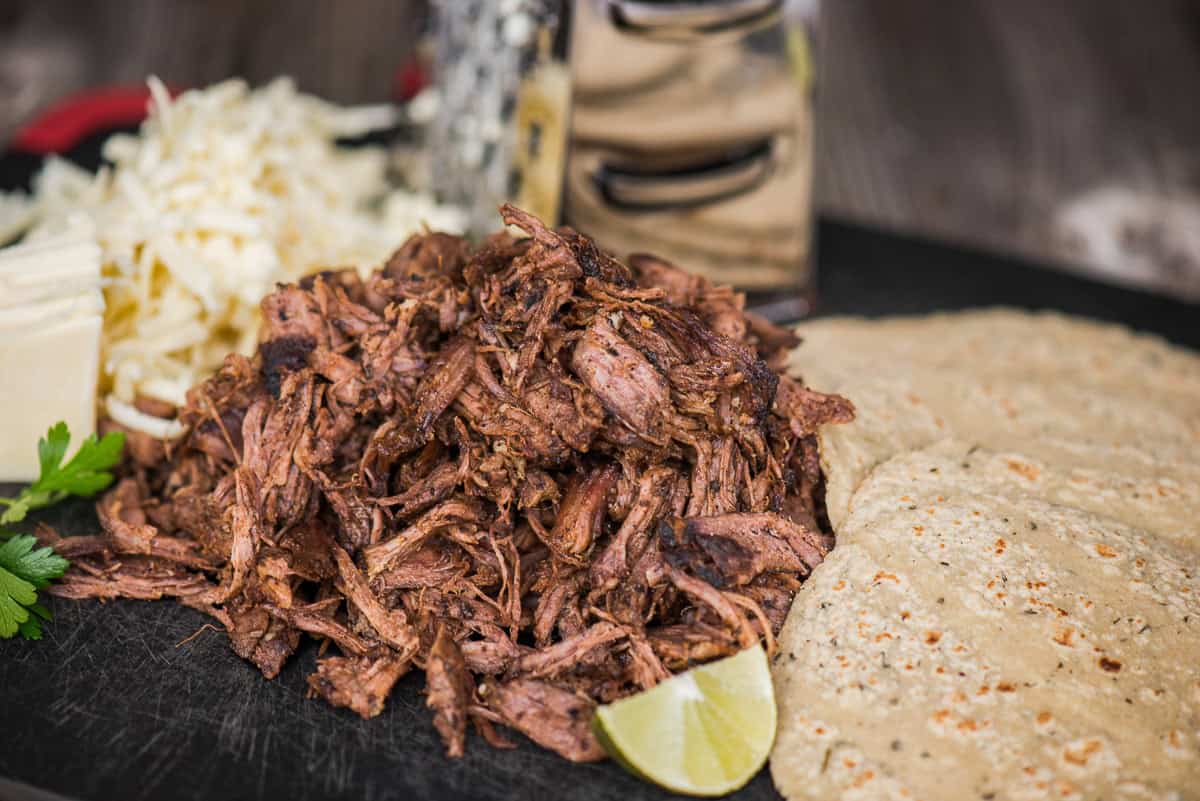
[2,0,1199,301]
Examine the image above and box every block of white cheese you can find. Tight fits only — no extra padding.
[0,229,103,481]
[0,230,103,308]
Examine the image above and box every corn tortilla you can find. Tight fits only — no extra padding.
[771,310,1200,801]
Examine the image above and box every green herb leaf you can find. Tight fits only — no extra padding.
[37,421,71,483]
[0,534,69,588]
[27,601,52,621]
[17,615,45,640]
[0,424,125,526]
[0,535,68,639]
[36,430,126,496]
[0,421,108,639]
[15,602,54,640]
[0,496,32,527]
[0,564,37,639]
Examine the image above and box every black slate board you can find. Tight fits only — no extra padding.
[1,144,1198,801]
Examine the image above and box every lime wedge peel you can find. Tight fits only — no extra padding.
[593,645,777,797]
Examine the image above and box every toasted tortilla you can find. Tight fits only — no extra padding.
[771,310,1200,801]
[788,309,1200,545]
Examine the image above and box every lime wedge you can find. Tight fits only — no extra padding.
[593,645,776,797]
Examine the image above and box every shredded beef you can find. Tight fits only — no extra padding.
[48,205,852,760]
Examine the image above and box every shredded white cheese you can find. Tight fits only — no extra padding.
[15,76,465,432]
[0,190,35,245]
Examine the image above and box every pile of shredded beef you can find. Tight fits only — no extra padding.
[42,206,853,761]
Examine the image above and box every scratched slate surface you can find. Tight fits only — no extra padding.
[3,145,1200,801]
[2,500,790,801]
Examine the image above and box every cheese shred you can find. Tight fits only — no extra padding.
[15,77,465,434]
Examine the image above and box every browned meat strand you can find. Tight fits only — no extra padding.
[426,626,474,757]
[572,318,672,443]
[659,513,827,588]
[482,678,606,762]
[47,206,853,761]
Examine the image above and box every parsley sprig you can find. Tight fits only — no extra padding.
[0,422,125,639]
[0,422,125,526]
[0,536,68,639]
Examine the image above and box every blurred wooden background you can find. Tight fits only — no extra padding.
[3,0,1199,300]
